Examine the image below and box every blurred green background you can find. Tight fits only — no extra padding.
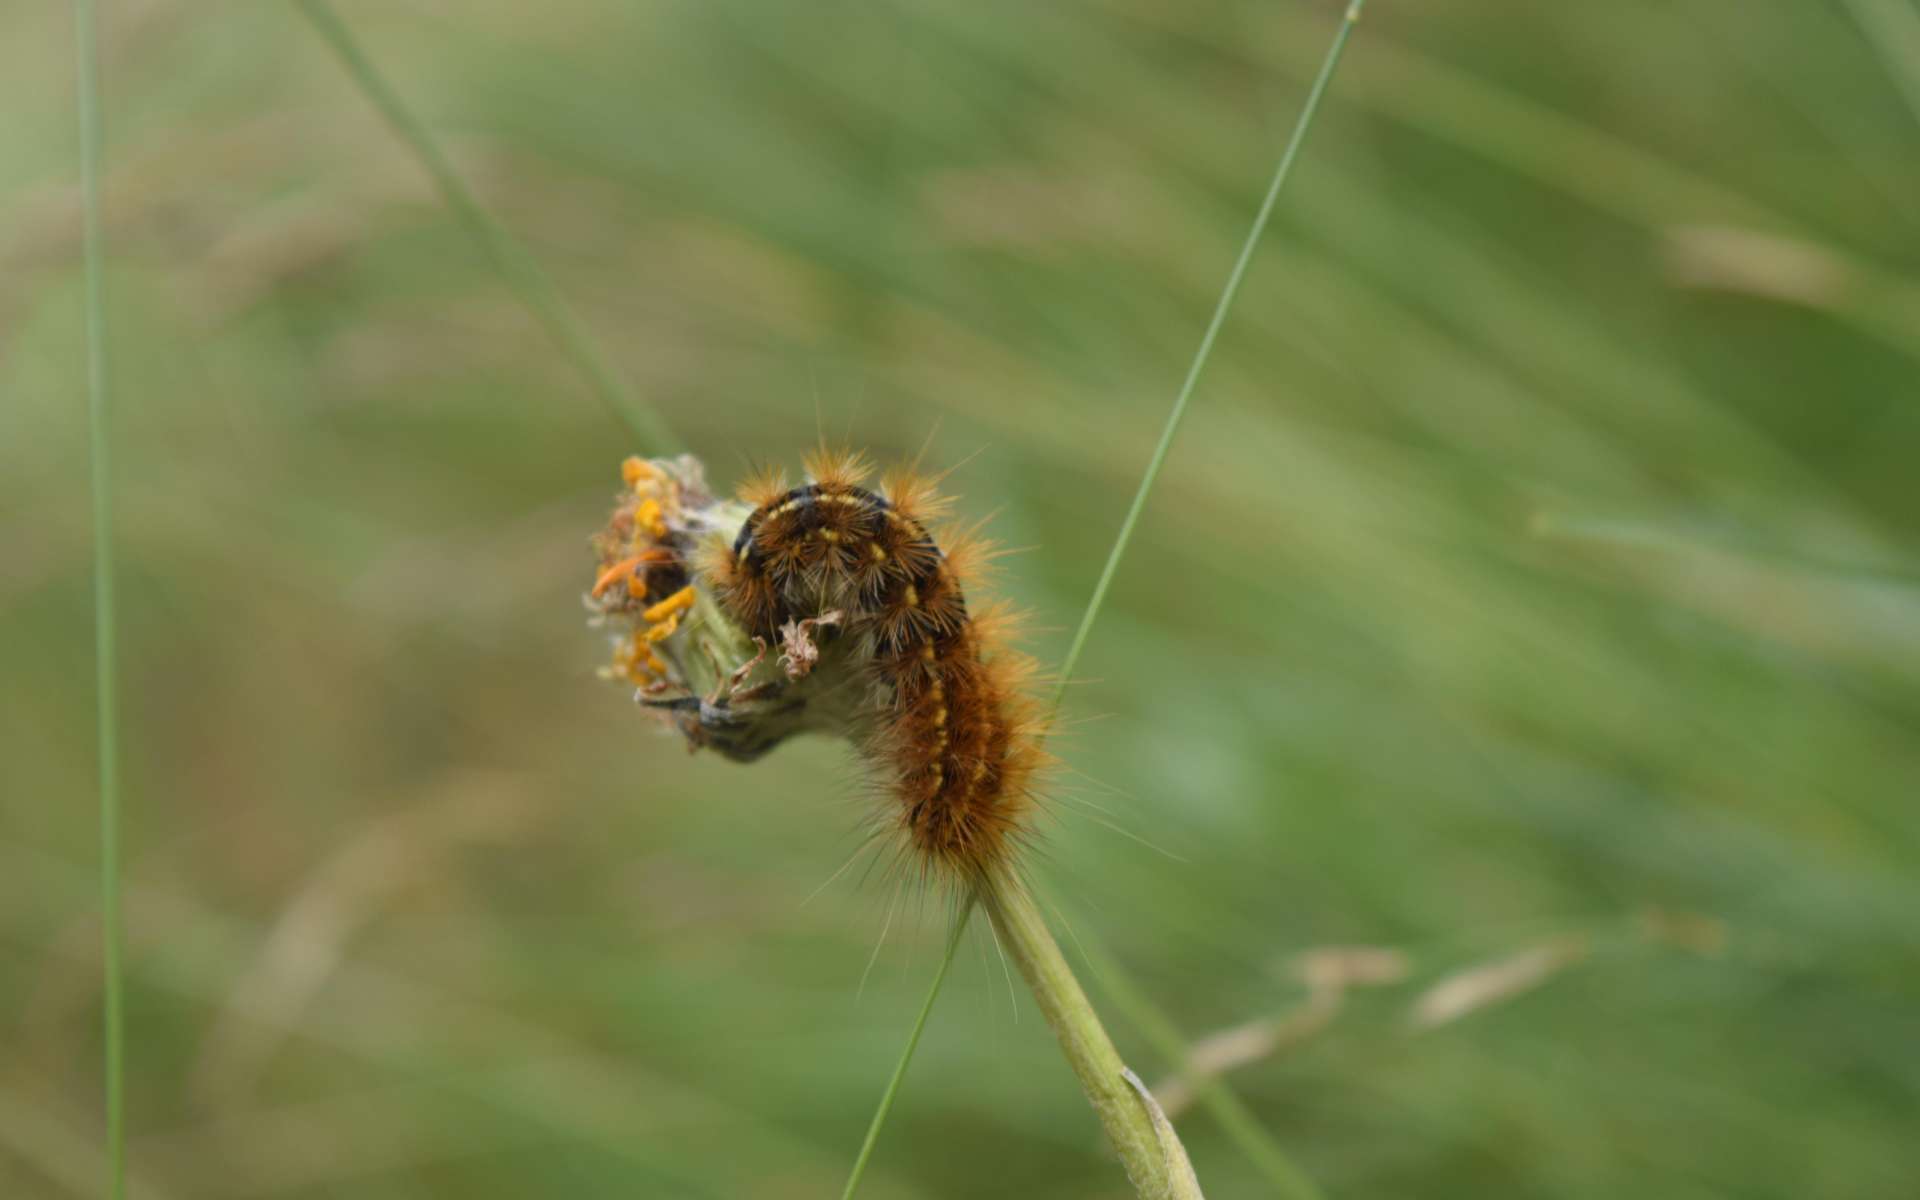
[6,1,1920,1196]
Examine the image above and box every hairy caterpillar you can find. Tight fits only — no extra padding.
[588,448,1044,882]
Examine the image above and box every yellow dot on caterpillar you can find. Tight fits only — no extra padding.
[818,528,840,543]
[972,762,988,782]
[773,499,802,517]
[921,646,936,662]
[932,705,948,726]
[903,585,919,607]
[869,544,887,562]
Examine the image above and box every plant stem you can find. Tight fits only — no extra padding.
[75,1,124,1196]
[1076,921,1324,1200]
[981,871,1202,1200]
[293,0,678,455]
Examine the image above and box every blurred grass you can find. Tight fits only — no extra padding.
[6,1,1920,1197]
[293,0,679,456]
[71,0,124,1195]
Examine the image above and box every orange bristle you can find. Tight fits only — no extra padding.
[803,444,875,491]
[699,538,781,636]
[881,464,955,526]
[736,463,791,509]
[932,519,1007,587]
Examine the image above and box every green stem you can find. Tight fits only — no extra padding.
[75,0,124,1196]
[293,0,678,455]
[839,896,974,1200]
[981,871,1201,1200]
[1076,923,1324,1200]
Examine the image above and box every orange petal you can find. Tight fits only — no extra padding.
[642,585,697,624]
[592,548,670,598]
[636,498,667,538]
[593,556,644,598]
[622,456,663,489]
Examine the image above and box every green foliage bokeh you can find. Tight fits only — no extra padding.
[4,2,1918,1197]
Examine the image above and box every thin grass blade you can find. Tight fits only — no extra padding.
[293,0,678,454]
[75,0,124,1195]
[839,894,974,1200]
[1049,0,1365,717]
[843,4,1365,1195]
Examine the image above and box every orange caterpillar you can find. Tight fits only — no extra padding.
[703,449,1045,881]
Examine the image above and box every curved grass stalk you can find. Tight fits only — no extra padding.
[980,871,1204,1200]
[75,1,124,1196]
[844,4,1366,1196]
[293,0,678,455]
